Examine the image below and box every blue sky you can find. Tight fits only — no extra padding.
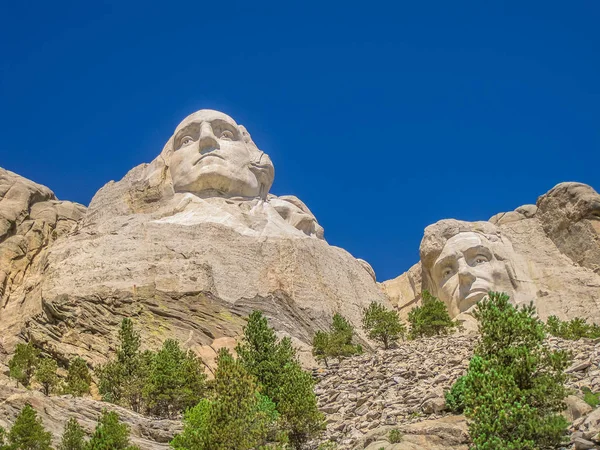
[1,1,598,281]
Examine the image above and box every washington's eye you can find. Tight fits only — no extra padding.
[442,267,454,278]
[180,136,194,146]
[474,255,489,265]
[220,130,234,140]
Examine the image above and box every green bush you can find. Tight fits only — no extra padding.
[58,417,86,450]
[64,357,92,397]
[362,301,406,349]
[237,311,324,448]
[444,375,466,413]
[1,404,53,450]
[582,387,600,408]
[388,428,403,443]
[545,315,600,340]
[408,291,456,339]
[457,292,570,450]
[35,357,59,396]
[8,342,40,387]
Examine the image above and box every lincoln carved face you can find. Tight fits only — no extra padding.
[167,110,274,199]
[431,232,513,316]
[421,220,523,319]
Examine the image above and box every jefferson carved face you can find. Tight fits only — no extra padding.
[168,110,273,199]
[431,232,513,317]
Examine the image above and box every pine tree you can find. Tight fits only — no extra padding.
[143,339,206,418]
[451,292,570,449]
[35,357,59,396]
[275,362,324,448]
[6,404,53,450]
[237,311,324,448]
[58,417,87,450]
[87,410,140,450]
[362,301,406,349]
[311,331,331,367]
[408,290,456,339]
[96,318,150,412]
[64,357,92,397]
[171,348,273,450]
[96,359,123,404]
[8,342,40,387]
[236,311,296,393]
[116,318,141,375]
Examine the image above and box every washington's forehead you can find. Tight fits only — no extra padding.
[174,110,239,134]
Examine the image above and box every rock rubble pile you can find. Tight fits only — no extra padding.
[314,334,600,449]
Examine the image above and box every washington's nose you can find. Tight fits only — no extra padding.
[197,123,219,151]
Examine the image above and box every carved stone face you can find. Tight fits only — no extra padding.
[169,110,270,199]
[431,232,513,317]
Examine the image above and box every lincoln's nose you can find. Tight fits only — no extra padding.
[197,122,220,152]
[458,260,476,286]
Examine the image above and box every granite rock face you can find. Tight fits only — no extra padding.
[0,168,86,351]
[0,384,180,449]
[383,182,600,324]
[0,110,386,367]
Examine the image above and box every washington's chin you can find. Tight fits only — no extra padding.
[173,168,260,198]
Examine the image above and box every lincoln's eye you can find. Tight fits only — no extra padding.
[220,130,234,140]
[442,267,454,279]
[180,136,194,146]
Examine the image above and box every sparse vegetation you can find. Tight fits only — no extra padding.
[8,342,40,387]
[362,301,405,349]
[312,313,362,367]
[35,357,59,396]
[87,410,140,450]
[64,357,92,397]
[317,442,338,450]
[407,291,456,339]
[449,292,570,450]
[545,315,600,340]
[0,404,53,450]
[388,428,403,443]
[58,417,86,450]
[582,387,600,408]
